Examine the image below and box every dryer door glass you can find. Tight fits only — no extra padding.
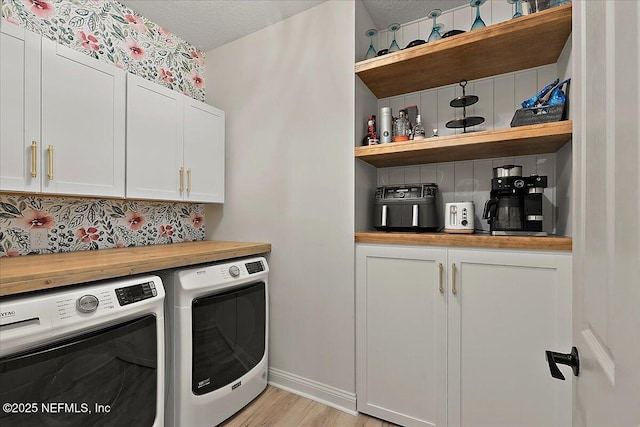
[191,281,266,395]
[0,315,158,426]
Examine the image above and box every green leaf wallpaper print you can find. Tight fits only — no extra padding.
[1,0,206,101]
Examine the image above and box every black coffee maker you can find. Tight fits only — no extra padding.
[482,165,548,236]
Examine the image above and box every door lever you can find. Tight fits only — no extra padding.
[545,346,579,380]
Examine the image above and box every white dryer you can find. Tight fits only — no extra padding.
[161,256,269,427]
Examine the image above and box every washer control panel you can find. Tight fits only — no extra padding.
[115,281,157,306]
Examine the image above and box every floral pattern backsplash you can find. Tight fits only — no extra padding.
[0,195,205,256]
[1,0,206,101]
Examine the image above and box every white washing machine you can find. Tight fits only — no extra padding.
[161,256,269,427]
[0,275,165,426]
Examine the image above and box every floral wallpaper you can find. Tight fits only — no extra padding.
[0,194,205,256]
[1,0,206,101]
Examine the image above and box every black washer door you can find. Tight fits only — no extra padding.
[0,315,158,427]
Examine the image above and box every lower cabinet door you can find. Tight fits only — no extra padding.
[447,249,572,427]
[356,244,447,427]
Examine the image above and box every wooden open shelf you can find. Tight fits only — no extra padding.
[354,121,572,167]
[355,3,572,98]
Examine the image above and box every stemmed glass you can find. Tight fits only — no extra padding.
[507,0,524,18]
[388,23,401,53]
[364,29,378,60]
[470,0,487,30]
[427,9,444,42]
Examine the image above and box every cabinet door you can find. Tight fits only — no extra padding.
[41,37,125,198]
[126,73,184,201]
[183,98,224,203]
[0,22,40,192]
[356,244,447,427]
[447,249,572,427]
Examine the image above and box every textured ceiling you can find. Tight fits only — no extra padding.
[119,0,470,52]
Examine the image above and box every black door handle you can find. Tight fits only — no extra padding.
[545,346,579,380]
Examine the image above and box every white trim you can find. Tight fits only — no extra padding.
[582,328,615,386]
[267,367,357,415]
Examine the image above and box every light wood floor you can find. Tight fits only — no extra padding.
[219,385,399,427]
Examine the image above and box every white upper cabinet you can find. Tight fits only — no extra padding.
[183,97,224,203]
[0,22,41,193]
[126,73,183,201]
[40,37,125,198]
[1,23,126,198]
[126,73,225,203]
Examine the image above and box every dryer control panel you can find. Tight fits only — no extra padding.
[115,281,158,306]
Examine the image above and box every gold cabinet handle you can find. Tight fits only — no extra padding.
[452,263,457,295]
[186,168,191,193]
[438,263,444,294]
[31,141,37,178]
[47,145,54,180]
[179,167,184,192]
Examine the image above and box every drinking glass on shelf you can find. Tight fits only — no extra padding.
[508,0,524,18]
[470,0,487,30]
[427,9,444,42]
[364,29,378,60]
[388,23,401,53]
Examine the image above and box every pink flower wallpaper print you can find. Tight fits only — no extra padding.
[1,0,206,101]
[0,195,206,256]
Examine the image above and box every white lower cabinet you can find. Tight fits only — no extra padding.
[356,244,572,427]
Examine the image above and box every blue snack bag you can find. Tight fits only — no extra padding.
[521,78,559,108]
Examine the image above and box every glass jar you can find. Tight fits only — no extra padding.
[393,110,410,142]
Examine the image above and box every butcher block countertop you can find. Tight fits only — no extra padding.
[0,240,271,297]
[355,232,572,251]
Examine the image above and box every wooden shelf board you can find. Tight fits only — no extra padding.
[0,240,271,297]
[355,232,572,251]
[355,3,572,98]
[355,121,572,167]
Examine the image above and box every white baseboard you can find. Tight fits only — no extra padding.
[268,367,357,416]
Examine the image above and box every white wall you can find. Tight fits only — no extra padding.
[204,0,357,411]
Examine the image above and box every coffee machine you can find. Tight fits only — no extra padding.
[482,165,548,236]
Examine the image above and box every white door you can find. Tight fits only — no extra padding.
[355,244,447,427]
[0,21,40,192]
[41,37,125,198]
[572,1,640,426]
[447,249,572,427]
[126,73,183,201]
[183,98,224,203]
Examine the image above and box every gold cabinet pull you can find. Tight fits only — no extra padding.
[438,263,444,294]
[186,168,191,193]
[452,263,457,295]
[179,167,184,192]
[31,141,37,178]
[47,145,54,180]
